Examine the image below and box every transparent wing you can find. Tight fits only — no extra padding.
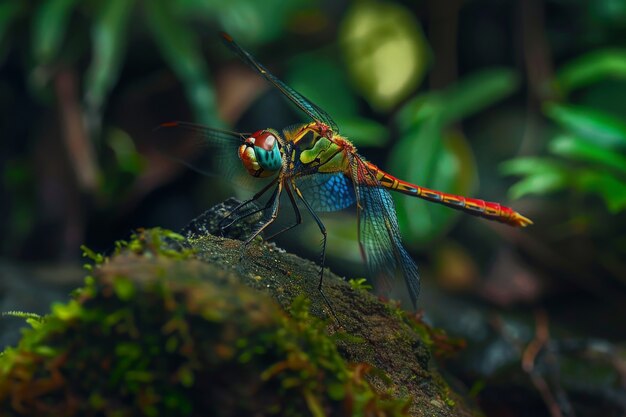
[154,121,256,188]
[350,155,420,307]
[296,173,356,212]
[221,32,340,134]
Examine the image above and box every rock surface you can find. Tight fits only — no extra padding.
[0,227,478,417]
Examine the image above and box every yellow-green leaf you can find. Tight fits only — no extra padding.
[501,158,570,199]
[339,0,430,110]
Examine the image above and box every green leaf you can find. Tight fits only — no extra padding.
[144,0,221,127]
[576,170,626,213]
[500,157,570,199]
[32,0,78,65]
[389,69,518,242]
[303,389,325,417]
[507,173,569,200]
[0,1,24,45]
[52,299,82,321]
[84,0,135,121]
[80,244,105,264]
[2,311,43,322]
[588,0,626,25]
[500,157,562,176]
[390,119,477,245]
[339,0,430,110]
[544,103,626,149]
[557,49,626,93]
[106,127,144,174]
[396,69,519,130]
[575,80,626,120]
[113,276,135,301]
[549,134,626,176]
[437,69,519,125]
[395,93,436,130]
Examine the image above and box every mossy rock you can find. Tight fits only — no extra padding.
[0,228,477,417]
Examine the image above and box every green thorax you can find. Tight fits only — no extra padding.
[294,128,348,174]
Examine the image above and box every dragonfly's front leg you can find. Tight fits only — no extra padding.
[243,181,283,245]
[236,181,282,272]
[218,177,278,234]
[233,181,284,283]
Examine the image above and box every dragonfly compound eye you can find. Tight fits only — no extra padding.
[237,130,283,177]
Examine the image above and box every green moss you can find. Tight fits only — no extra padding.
[80,228,196,269]
[347,278,373,292]
[2,311,45,331]
[402,312,434,349]
[0,228,411,417]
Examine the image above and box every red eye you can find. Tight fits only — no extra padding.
[251,130,276,151]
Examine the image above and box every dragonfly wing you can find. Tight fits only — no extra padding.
[220,32,340,134]
[296,173,356,212]
[154,121,257,189]
[350,155,420,307]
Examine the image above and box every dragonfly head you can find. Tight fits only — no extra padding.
[238,129,283,177]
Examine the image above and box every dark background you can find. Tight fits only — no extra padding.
[1,0,626,415]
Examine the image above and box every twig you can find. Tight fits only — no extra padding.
[522,309,549,373]
[522,311,567,417]
[55,68,100,192]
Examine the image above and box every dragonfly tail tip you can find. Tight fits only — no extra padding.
[513,212,533,227]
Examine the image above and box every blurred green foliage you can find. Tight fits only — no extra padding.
[2,0,625,261]
[392,69,520,245]
[26,0,220,128]
[339,0,430,111]
[3,0,513,252]
[0,0,311,131]
[503,49,626,214]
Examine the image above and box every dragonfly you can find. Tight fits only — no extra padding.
[160,32,532,310]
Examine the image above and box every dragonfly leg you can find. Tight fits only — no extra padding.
[264,182,302,241]
[243,181,283,245]
[293,187,339,324]
[220,184,279,234]
[236,182,283,274]
[218,177,278,234]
